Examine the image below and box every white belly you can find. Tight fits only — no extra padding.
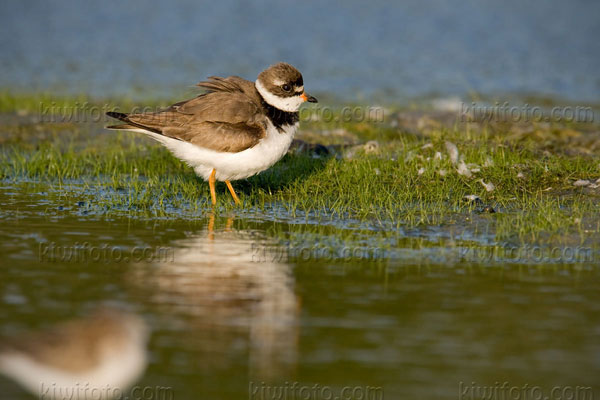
[140,121,297,181]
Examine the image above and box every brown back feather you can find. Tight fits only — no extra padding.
[107,76,268,153]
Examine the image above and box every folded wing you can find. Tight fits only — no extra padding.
[107,78,267,153]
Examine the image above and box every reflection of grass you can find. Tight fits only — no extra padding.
[1,94,599,249]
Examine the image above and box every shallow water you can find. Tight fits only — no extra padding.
[1,0,599,102]
[1,182,599,399]
[2,2,600,392]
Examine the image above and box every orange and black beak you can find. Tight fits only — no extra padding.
[300,93,318,103]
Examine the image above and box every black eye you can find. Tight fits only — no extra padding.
[282,84,291,92]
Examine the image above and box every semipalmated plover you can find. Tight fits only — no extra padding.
[106,62,317,205]
[0,308,149,400]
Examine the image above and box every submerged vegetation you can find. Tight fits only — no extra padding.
[1,93,599,257]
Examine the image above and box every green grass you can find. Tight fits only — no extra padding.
[1,94,600,248]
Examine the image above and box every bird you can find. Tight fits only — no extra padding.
[106,62,318,206]
[0,308,149,400]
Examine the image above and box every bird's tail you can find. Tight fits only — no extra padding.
[105,111,158,132]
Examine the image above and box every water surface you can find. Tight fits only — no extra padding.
[1,0,599,102]
[0,184,599,399]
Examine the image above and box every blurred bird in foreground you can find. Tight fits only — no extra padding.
[0,308,149,400]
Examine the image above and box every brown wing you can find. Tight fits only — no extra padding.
[196,75,248,94]
[174,75,263,113]
[110,81,268,153]
[162,120,266,152]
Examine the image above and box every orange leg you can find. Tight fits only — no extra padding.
[225,216,234,231]
[225,180,241,204]
[207,212,215,241]
[209,169,217,206]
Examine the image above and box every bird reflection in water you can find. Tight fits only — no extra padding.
[130,212,299,380]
